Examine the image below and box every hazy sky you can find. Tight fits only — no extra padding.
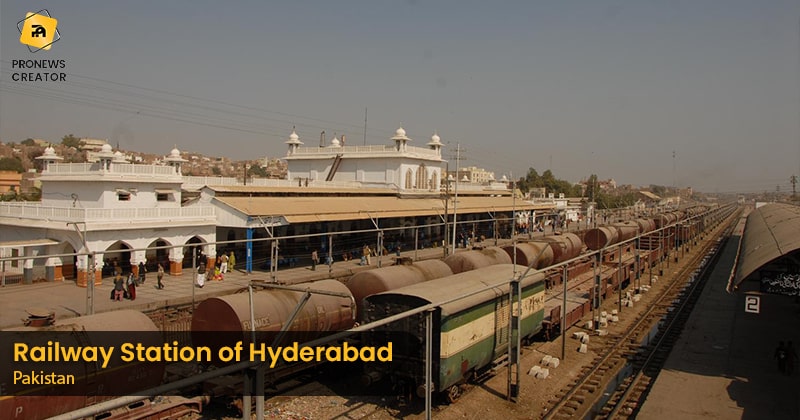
[1,1,799,193]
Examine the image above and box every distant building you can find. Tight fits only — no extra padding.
[448,166,496,185]
[0,171,22,194]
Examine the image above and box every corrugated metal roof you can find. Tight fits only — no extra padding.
[733,203,800,286]
[214,195,550,223]
[207,185,396,195]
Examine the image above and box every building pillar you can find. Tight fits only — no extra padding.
[23,248,38,285]
[45,257,62,282]
[169,247,183,276]
[130,250,146,277]
[75,254,102,287]
[206,244,217,273]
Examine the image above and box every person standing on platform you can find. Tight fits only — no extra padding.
[138,261,146,285]
[229,251,236,272]
[127,272,136,300]
[311,249,319,271]
[197,262,206,288]
[113,274,125,301]
[364,245,371,265]
[156,263,165,289]
[219,253,229,274]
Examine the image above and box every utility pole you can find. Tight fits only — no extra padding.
[451,143,463,256]
[791,175,797,199]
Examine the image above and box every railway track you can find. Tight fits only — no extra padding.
[542,212,738,420]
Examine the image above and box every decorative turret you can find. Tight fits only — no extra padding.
[391,126,412,152]
[163,145,188,174]
[330,135,342,148]
[285,128,303,156]
[97,143,115,171]
[427,131,442,156]
[35,145,63,171]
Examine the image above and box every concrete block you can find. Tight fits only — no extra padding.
[626,300,634,308]
[527,365,542,376]
[601,311,608,318]
[541,355,553,365]
[611,315,619,322]
[535,368,550,379]
[548,357,560,368]
[633,294,642,302]
[596,329,608,336]
[611,309,618,315]
[580,334,590,344]
[578,343,588,353]
[585,320,593,329]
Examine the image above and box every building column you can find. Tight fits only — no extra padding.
[246,228,253,273]
[206,244,217,273]
[169,247,183,276]
[23,248,38,285]
[45,256,62,282]
[130,250,146,277]
[75,254,101,287]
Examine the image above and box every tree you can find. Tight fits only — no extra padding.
[21,138,36,146]
[61,134,80,149]
[0,157,24,173]
[248,165,267,178]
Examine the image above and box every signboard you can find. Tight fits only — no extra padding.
[744,295,760,314]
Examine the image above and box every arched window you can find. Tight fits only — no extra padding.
[416,164,427,189]
[405,169,413,189]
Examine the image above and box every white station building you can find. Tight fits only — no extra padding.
[0,127,548,285]
[0,144,216,285]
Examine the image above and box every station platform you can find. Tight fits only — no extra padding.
[638,233,800,419]
[0,229,575,329]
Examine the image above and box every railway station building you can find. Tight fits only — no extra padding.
[0,127,556,286]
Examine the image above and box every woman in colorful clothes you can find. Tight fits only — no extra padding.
[126,272,136,300]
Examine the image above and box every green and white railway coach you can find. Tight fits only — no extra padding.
[363,264,546,400]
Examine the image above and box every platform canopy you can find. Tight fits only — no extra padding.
[731,203,800,291]
[214,195,551,225]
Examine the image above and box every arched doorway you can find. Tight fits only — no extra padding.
[183,236,206,268]
[105,241,133,275]
[146,239,171,272]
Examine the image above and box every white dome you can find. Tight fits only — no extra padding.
[43,146,56,156]
[289,131,299,141]
[396,127,406,137]
[170,146,181,157]
[100,143,113,153]
[330,136,341,147]
[431,133,441,143]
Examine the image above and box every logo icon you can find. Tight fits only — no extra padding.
[18,9,61,52]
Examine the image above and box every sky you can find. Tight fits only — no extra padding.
[1,0,799,193]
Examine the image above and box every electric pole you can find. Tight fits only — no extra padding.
[791,175,797,199]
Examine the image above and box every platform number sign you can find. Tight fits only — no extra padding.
[745,295,760,314]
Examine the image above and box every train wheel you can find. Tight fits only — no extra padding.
[446,385,461,403]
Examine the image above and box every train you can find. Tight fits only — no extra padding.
[362,264,546,401]
[2,204,732,419]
